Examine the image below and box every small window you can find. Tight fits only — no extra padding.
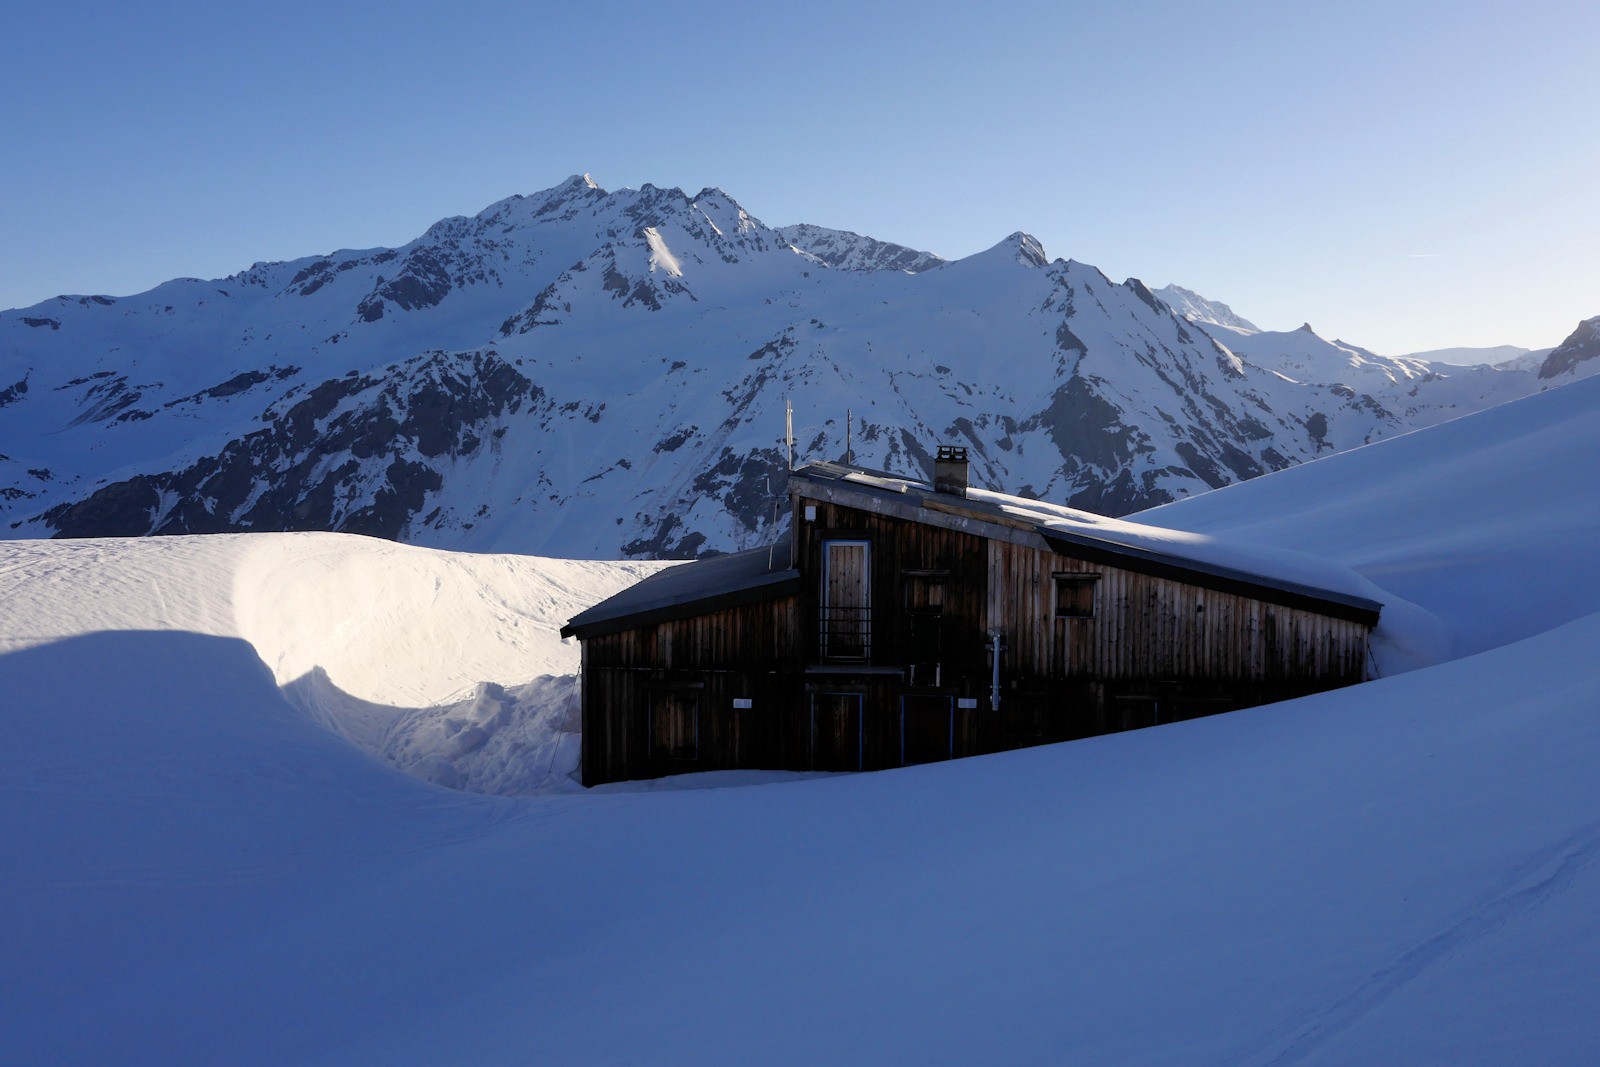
[904,573,946,612]
[649,691,699,760]
[1053,573,1099,618]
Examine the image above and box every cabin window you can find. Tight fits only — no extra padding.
[904,572,946,612]
[903,571,947,685]
[649,691,699,760]
[821,540,872,659]
[1053,573,1099,619]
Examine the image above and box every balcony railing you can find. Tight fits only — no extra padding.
[819,606,872,661]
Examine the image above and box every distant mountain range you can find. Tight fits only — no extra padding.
[3,174,1596,558]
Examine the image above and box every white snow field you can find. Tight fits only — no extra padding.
[4,376,1600,1063]
[0,533,664,796]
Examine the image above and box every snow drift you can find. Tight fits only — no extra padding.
[0,532,663,794]
[3,376,1600,1062]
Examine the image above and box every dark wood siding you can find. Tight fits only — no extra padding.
[794,499,990,678]
[580,489,1374,785]
[584,595,801,672]
[985,539,1367,686]
[581,594,800,785]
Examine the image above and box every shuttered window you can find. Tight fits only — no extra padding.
[649,691,699,760]
[1053,573,1099,618]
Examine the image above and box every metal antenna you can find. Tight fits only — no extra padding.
[846,407,852,465]
[785,397,794,470]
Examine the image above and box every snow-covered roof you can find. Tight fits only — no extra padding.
[560,542,798,639]
[561,462,1385,638]
[792,462,1384,625]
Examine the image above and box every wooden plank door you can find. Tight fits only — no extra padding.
[821,540,871,660]
[901,694,954,765]
[811,692,863,771]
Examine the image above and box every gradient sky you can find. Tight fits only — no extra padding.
[3,0,1596,353]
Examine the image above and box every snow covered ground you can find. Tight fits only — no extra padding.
[4,376,1600,1063]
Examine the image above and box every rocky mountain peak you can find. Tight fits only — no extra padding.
[775,224,943,274]
[1005,232,1049,268]
[2,174,1592,562]
[1538,316,1600,380]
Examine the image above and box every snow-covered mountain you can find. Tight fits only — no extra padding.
[1537,315,1600,380]
[774,223,945,274]
[1152,292,1598,442]
[1152,283,1261,333]
[1396,343,1542,366]
[2,174,1593,558]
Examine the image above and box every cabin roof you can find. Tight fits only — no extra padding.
[560,542,799,639]
[561,463,1384,640]
[791,462,1384,626]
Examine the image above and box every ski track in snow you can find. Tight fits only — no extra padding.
[1243,821,1600,1065]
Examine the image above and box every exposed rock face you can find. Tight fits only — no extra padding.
[1538,317,1600,380]
[41,350,544,541]
[775,224,945,274]
[1,175,1590,558]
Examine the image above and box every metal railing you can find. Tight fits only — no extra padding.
[819,606,872,661]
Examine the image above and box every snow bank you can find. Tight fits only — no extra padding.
[0,531,663,794]
[5,374,1600,1062]
[1140,373,1600,658]
[5,583,1599,1062]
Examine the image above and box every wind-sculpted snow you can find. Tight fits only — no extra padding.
[6,374,1600,1060]
[0,532,664,794]
[2,174,1592,560]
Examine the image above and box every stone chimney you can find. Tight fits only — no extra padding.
[933,445,969,497]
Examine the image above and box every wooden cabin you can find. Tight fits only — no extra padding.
[562,448,1382,786]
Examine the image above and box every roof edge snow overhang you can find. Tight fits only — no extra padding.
[560,569,801,640]
[789,467,1382,628]
[1037,531,1382,626]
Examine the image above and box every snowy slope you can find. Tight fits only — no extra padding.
[1398,342,1540,366]
[3,175,1587,560]
[1138,372,1600,658]
[1153,282,1261,332]
[4,363,1600,1062]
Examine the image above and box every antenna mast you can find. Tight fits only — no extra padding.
[785,397,794,470]
[846,407,852,465]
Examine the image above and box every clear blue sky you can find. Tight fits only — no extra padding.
[3,0,1596,353]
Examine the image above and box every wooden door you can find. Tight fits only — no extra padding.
[648,690,699,760]
[901,694,954,765]
[821,541,871,660]
[811,692,863,771]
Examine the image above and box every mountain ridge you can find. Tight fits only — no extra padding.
[3,175,1594,558]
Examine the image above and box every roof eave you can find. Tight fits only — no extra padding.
[1038,533,1382,626]
[791,467,1381,628]
[562,570,802,640]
